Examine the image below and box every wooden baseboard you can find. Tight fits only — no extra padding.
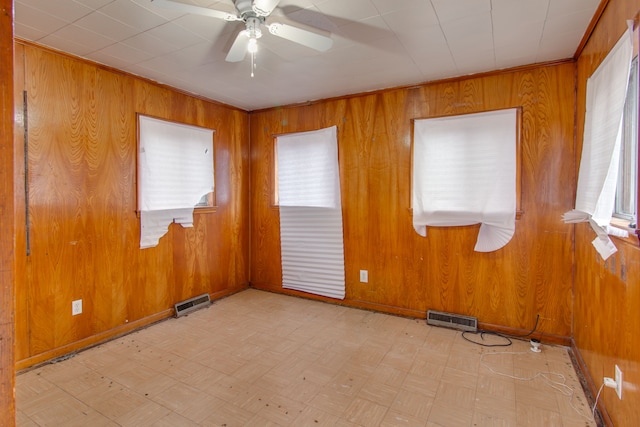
[250,282,427,318]
[571,339,612,427]
[249,283,571,345]
[16,284,249,372]
[16,309,174,371]
[477,323,571,347]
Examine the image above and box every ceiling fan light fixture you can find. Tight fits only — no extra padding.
[248,37,258,53]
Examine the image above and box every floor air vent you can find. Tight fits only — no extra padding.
[174,294,211,317]
[427,310,478,332]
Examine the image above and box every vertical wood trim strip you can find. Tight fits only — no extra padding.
[23,91,29,256]
[0,0,16,423]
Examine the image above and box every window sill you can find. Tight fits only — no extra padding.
[194,206,217,214]
[406,208,523,220]
[609,218,639,246]
[135,206,218,218]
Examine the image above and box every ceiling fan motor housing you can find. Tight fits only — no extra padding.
[235,0,256,17]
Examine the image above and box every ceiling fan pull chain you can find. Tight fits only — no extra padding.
[251,51,256,78]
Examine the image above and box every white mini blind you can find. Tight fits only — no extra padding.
[563,28,633,260]
[276,126,345,299]
[413,108,517,252]
[138,115,214,249]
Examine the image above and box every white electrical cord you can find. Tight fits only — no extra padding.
[592,382,605,420]
[481,351,595,422]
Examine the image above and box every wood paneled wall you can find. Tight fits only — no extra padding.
[574,0,640,425]
[1,0,15,423]
[250,63,577,340]
[13,43,251,369]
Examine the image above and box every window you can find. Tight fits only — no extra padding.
[614,56,638,227]
[412,108,519,252]
[275,126,345,300]
[138,114,215,248]
[563,28,633,259]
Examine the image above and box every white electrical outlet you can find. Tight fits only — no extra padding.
[615,365,623,399]
[72,299,82,316]
[359,270,368,283]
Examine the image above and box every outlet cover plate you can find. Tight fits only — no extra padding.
[359,270,368,283]
[615,365,622,399]
[72,299,82,316]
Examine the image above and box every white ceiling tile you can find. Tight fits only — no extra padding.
[134,56,189,77]
[14,22,50,41]
[431,0,491,23]
[495,39,540,62]
[123,62,171,82]
[495,53,538,70]
[16,0,93,22]
[14,3,69,35]
[543,9,595,36]
[548,0,600,15]
[172,13,236,42]
[121,32,179,57]
[38,32,101,57]
[493,19,544,49]
[316,0,381,24]
[144,22,208,49]
[72,0,116,9]
[370,0,432,15]
[381,2,439,34]
[86,50,143,71]
[491,0,549,23]
[537,35,580,62]
[538,28,583,60]
[272,0,319,14]
[99,0,168,31]
[413,52,458,80]
[129,0,187,20]
[74,11,140,41]
[90,42,154,64]
[397,25,450,58]
[452,46,495,73]
[261,34,327,61]
[279,6,338,33]
[333,16,392,45]
[132,0,237,20]
[440,12,492,44]
[136,42,219,75]
[43,24,116,55]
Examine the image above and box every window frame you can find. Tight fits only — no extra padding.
[410,107,523,220]
[610,21,640,245]
[136,113,216,216]
[613,55,638,225]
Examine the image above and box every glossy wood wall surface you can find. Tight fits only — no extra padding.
[250,63,577,340]
[1,0,15,423]
[574,0,640,425]
[14,43,250,368]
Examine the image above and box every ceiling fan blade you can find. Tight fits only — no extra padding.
[252,0,281,17]
[150,0,240,21]
[226,31,250,62]
[267,21,333,52]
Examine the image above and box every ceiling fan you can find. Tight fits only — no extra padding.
[150,0,333,74]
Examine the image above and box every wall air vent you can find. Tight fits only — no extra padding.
[174,294,211,317]
[427,310,478,332]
